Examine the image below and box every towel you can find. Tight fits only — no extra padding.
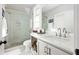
[2,17,7,37]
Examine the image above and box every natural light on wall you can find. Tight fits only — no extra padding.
[33,16,41,30]
[33,5,42,30]
[2,17,7,37]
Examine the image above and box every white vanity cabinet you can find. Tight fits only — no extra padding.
[38,40,69,55]
[47,44,69,55]
[38,40,48,55]
[31,33,70,55]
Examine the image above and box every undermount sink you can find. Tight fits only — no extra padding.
[41,33,72,40]
[41,34,57,39]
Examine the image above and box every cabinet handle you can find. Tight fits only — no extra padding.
[44,46,51,55]
[48,48,51,55]
[44,46,48,54]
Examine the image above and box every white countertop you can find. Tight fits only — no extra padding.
[31,32,74,54]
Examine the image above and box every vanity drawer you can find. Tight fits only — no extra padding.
[38,40,48,55]
[48,45,69,55]
[38,40,69,55]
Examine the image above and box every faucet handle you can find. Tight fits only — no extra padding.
[63,28,67,33]
[56,32,57,36]
[63,28,68,38]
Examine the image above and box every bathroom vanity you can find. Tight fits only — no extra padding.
[30,32,74,55]
[31,4,74,55]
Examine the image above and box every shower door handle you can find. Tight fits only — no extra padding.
[0,41,7,45]
[0,41,3,45]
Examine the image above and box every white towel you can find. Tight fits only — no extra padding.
[2,17,7,37]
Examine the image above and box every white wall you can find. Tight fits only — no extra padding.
[43,4,74,53]
[45,4,74,33]
[54,10,74,33]
[5,8,31,48]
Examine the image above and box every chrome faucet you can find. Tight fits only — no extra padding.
[63,28,67,38]
[58,28,61,37]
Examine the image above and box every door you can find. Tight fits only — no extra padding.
[74,4,79,55]
[5,11,22,48]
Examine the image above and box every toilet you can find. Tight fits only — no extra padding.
[23,39,32,55]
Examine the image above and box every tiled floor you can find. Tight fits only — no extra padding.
[3,45,32,55]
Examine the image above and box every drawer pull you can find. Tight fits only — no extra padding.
[75,49,79,55]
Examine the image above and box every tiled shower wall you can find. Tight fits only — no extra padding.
[5,8,31,49]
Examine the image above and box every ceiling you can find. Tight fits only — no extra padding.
[5,4,35,12]
[42,4,59,13]
[5,4,59,13]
